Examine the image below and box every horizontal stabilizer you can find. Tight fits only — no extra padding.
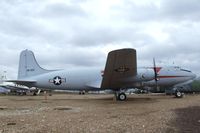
[6,80,36,83]
[5,80,36,87]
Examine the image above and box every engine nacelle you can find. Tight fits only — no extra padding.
[135,68,155,81]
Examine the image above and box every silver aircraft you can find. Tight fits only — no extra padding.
[7,49,196,100]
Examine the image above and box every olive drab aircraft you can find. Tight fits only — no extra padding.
[7,48,196,101]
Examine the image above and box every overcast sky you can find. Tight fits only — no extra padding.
[0,0,200,79]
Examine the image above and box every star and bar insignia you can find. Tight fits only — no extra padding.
[115,66,130,73]
[49,76,66,85]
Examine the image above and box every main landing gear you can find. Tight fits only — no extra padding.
[175,90,184,98]
[115,91,127,101]
[79,90,85,95]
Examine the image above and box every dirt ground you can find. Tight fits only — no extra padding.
[0,93,200,133]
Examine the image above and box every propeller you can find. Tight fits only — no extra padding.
[153,58,159,91]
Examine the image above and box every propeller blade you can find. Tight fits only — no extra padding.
[153,58,158,81]
[153,58,159,91]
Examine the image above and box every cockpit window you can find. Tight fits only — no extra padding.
[180,69,191,73]
[174,66,180,69]
[174,66,180,71]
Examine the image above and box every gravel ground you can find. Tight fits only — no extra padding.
[0,93,199,133]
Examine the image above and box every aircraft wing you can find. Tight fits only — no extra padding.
[101,48,137,89]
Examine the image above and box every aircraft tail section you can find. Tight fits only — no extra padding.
[101,48,137,89]
[18,50,53,79]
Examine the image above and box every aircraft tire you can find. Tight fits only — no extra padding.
[118,93,126,101]
[79,91,85,95]
[175,91,183,98]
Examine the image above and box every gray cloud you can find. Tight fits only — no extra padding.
[69,26,155,46]
[114,0,200,22]
[113,1,159,22]
[161,0,200,21]
[41,2,87,18]
[0,0,200,79]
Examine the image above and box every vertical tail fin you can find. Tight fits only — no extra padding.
[101,48,137,89]
[18,50,52,79]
